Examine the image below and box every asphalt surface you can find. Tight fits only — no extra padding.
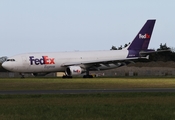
[1,88,175,95]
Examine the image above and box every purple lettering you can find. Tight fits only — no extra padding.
[35,59,40,65]
[29,56,55,65]
[40,56,45,65]
[29,56,35,65]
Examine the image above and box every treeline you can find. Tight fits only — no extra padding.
[111,43,175,62]
[149,43,175,62]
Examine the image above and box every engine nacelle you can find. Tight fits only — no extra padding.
[65,66,85,76]
[32,73,50,77]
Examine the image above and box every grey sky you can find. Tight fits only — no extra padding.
[0,0,174,56]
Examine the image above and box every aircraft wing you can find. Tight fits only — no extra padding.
[61,56,148,69]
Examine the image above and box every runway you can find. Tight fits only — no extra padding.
[1,88,175,95]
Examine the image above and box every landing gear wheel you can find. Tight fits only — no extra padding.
[83,69,93,78]
[19,73,25,78]
[83,75,93,78]
[62,75,72,78]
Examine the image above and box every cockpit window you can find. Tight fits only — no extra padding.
[6,59,15,62]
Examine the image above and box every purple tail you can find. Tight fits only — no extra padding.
[128,20,156,50]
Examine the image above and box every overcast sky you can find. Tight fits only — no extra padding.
[0,0,174,56]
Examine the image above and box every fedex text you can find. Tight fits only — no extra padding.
[73,70,81,73]
[29,56,55,65]
[139,34,150,39]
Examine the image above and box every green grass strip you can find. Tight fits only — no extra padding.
[0,93,175,120]
[0,77,175,90]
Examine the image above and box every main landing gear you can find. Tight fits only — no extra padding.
[62,75,72,78]
[83,70,93,78]
[62,75,93,78]
[62,70,93,78]
[83,75,93,78]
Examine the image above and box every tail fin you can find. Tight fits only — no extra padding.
[127,19,156,50]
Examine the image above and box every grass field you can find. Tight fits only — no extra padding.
[0,77,175,90]
[0,77,175,120]
[1,93,175,120]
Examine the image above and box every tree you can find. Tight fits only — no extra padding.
[110,46,117,50]
[157,43,170,51]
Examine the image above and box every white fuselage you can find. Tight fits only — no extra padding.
[3,49,129,73]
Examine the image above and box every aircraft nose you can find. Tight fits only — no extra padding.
[2,62,13,71]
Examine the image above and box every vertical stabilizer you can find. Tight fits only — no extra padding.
[127,20,156,50]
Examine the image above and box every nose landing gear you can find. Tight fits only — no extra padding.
[19,73,25,78]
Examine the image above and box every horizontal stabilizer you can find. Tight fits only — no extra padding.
[140,49,171,56]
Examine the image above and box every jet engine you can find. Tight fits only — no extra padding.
[65,66,85,76]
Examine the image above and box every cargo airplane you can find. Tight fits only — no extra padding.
[2,20,156,78]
